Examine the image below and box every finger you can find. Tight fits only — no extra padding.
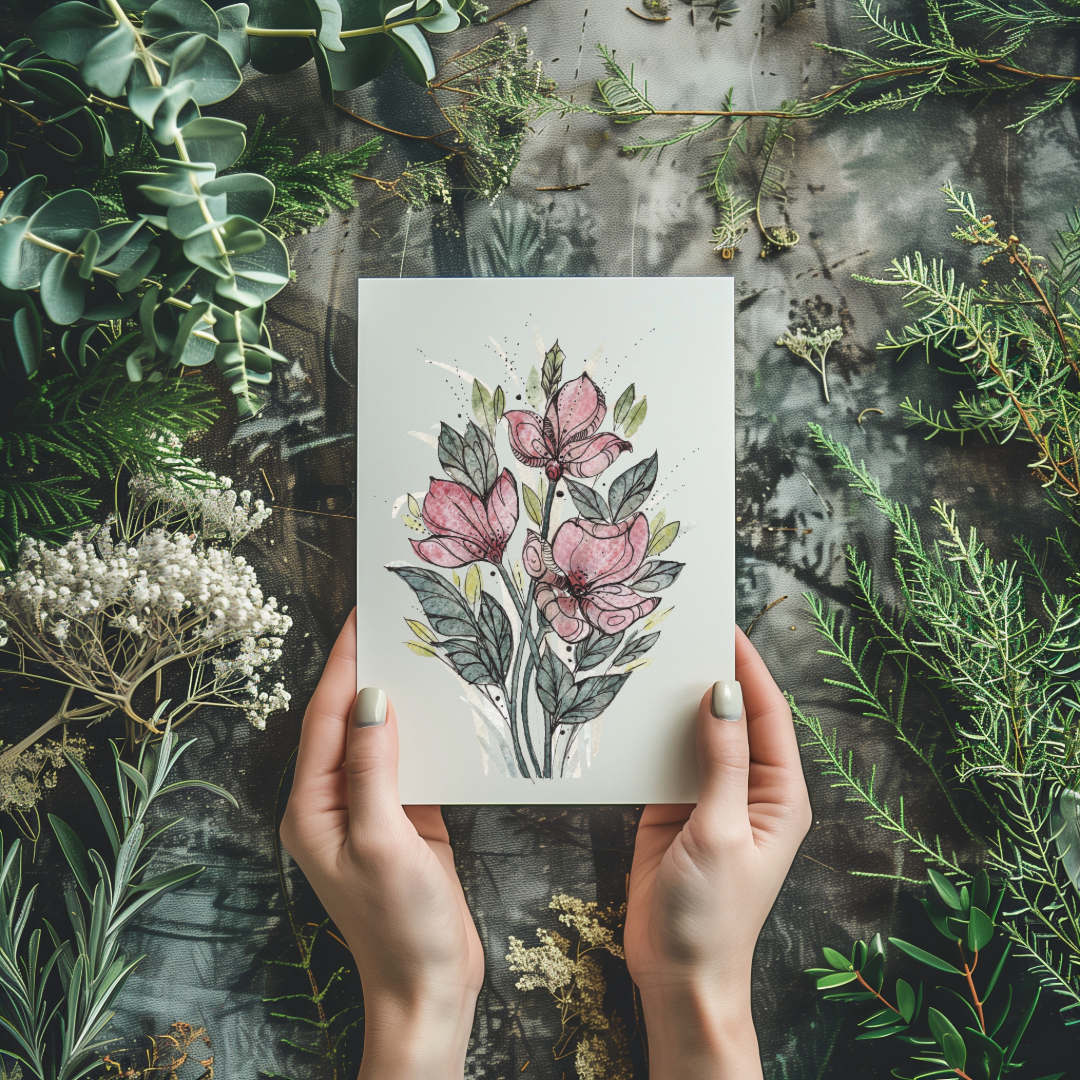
[346,689,403,833]
[292,610,357,797]
[735,625,802,772]
[405,804,450,844]
[695,686,750,827]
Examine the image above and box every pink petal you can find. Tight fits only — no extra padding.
[504,410,552,468]
[581,584,660,635]
[536,584,591,643]
[546,374,605,450]
[523,531,563,585]
[561,433,632,479]
[421,478,490,546]
[485,468,519,546]
[551,513,651,588]
[410,536,483,568]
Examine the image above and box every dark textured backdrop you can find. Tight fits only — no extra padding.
[4,1,1078,1076]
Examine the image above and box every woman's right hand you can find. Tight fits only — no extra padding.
[280,611,484,1080]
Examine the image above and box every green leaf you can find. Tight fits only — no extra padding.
[437,421,497,498]
[575,628,624,671]
[941,1032,966,1070]
[623,394,648,438]
[971,870,991,914]
[928,868,963,911]
[405,618,438,644]
[557,673,629,725]
[406,639,437,657]
[39,250,86,325]
[215,3,252,67]
[525,364,543,408]
[647,519,680,556]
[63,750,119,857]
[563,477,609,523]
[896,978,916,1023]
[613,383,635,427]
[927,1007,963,1049]
[29,3,115,65]
[126,862,205,894]
[47,815,94,898]
[888,938,964,976]
[154,778,239,807]
[607,451,657,522]
[612,631,660,667]
[853,1024,907,1040]
[176,116,247,170]
[326,0,395,89]
[822,946,854,971]
[535,647,574,717]
[305,0,345,50]
[389,22,436,85]
[540,339,565,399]
[464,562,483,606]
[816,970,858,989]
[493,384,505,422]
[472,378,496,438]
[81,22,138,97]
[142,0,221,39]
[477,592,513,680]
[390,565,477,638]
[523,483,543,526]
[966,907,993,953]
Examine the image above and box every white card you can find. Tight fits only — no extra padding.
[356,277,734,803]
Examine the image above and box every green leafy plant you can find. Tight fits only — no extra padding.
[0,719,236,1080]
[794,425,1080,1031]
[810,870,1065,1079]
[854,184,1080,527]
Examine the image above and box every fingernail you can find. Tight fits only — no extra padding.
[353,687,387,728]
[710,680,742,721]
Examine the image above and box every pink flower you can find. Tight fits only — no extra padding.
[522,513,659,642]
[503,374,632,481]
[411,469,519,568]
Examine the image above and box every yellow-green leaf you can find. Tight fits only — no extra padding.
[624,395,648,438]
[405,619,439,644]
[526,365,543,408]
[493,384,506,422]
[405,640,437,657]
[453,571,461,588]
[613,383,636,427]
[407,493,422,519]
[401,514,423,531]
[647,519,679,556]
[465,563,483,605]
[623,657,652,672]
[514,560,525,592]
[472,378,496,437]
[523,484,543,526]
[650,507,666,538]
[643,605,673,633]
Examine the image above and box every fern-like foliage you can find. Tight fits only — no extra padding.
[856,185,1080,525]
[796,423,1080,1024]
[810,0,1080,132]
[0,339,218,566]
[227,117,382,236]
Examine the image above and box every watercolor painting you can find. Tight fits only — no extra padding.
[390,344,684,780]
[357,276,733,803]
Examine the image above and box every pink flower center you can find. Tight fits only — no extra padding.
[545,461,563,481]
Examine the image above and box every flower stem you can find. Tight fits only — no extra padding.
[511,480,559,780]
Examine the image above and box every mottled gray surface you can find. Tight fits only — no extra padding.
[5,1,1079,1076]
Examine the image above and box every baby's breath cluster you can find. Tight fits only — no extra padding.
[0,469,292,784]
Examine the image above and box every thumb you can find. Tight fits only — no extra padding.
[346,686,403,834]
[695,681,750,832]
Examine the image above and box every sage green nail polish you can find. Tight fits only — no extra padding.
[710,680,742,721]
[354,687,387,728]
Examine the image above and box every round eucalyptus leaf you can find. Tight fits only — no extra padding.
[420,0,461,34]
[201,173,275,224]
[175,116,246,170]
[0,221,33,290]
[60,323,100,373]
[129,79,197,144]
[29,187,100,242]
[81,23,138,98]
[0,150,7,177]
[168,192,228,239]
[247,0,318,74]
[389,23,435,85]
[326,26,394,91]
[28,3,114,65]
[114,244,161,292]
[141,0,220,41]
[76,228,100,280]
[154,32,242,105]
[0,175,48,221]
[215,4,252,67]
[40,249,87,324]
[304,0,345,51]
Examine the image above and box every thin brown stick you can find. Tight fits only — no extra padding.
[857,407,884,425]
[260,468,276,502]
[627,7,671,20]
[977,57,1080,83]
[485,0,539,20]
[854,970,901,1014]
[334,102,457,151]
[1007,237,1080,382]
[535,182,590,191]
[271,504,356,520]
[745,594,788,637]
[958,942,987,1034]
